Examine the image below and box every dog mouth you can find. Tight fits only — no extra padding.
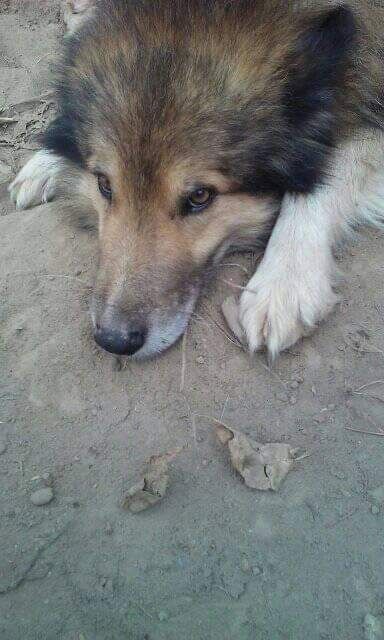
[90,285,200,359]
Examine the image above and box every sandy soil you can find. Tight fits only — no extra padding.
[1,3,384,639]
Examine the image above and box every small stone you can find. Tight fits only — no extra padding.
[289,381,299,390]
[364,613,384,640]
[369,485,384,506]
[41,472,53,487]
[196,356,205,365]
[314,414,327,424]
[30,488,54,506]
[240,558,251,574]
[371,505,380,515]
[0,437,7,455]
[158,611,169,622]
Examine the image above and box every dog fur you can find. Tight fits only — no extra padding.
[9,0,384,359]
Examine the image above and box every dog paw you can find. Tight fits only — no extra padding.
[9,150,64,210]
[63,0,94,34]
[239,264,338,359]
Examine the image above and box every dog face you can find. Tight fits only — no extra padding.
[44,1,357,357]
[82,138,276,357]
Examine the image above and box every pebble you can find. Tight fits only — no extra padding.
[371,505,380,516]
[41,472,53,487]
[30,488,54,506]
[196,356,205,365]
[364,613,384,640]
[369,485,384,506]
[240,558,251,574]
[289,381,299,390]
[158,611,169,622]
[0,437,7,455]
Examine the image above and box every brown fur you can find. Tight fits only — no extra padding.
[39,0,384,356]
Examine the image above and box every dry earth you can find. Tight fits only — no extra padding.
[1,3,384,639]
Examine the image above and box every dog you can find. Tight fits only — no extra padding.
[9,0,384,359]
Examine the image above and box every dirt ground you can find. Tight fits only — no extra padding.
[1,3,384,639]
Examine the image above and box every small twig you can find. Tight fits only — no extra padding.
[215,584,232,599]
[220,395,230,421]
[354,380,384,393]
[183,396,197,445]
[255,359,287,390]
[193,310,243,349]
[180,331,187,393]
[219,279,252,292]
[345,427,384,437]
[0,117,18,124]
[136,604,154,620]
[219,262,250,276]
[353,393,384,405]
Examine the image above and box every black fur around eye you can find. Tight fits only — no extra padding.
[184,187,215,214]
[97,174,112,201]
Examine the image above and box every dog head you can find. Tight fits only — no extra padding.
[44,1,356,357]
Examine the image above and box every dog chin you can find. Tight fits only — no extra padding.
[131,290,200,360]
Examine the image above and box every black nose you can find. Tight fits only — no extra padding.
[94,325,146,356]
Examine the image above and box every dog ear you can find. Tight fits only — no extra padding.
[279,6,357,193]
[41,115,84,165]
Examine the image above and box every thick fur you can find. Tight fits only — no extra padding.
[9,0,384,358]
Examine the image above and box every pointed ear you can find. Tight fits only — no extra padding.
[280,6,357,192]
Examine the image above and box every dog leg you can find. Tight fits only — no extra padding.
[9,150,72,210]
[240,134,384,358]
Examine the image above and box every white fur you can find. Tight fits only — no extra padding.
[240,132,384,358]
[8,150,68,211]
[63,0,95,35]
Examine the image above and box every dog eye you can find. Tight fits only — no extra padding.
[185,187,215,213]
[97,174,112,201]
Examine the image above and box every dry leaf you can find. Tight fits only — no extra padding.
[214,421,299,491]
[122,449,181,513]
[221,296,245,343]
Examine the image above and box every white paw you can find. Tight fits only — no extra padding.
[9,151,64,211]
[63,0,95,34]
[239,261,338,359]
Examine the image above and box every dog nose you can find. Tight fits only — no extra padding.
[94,325,146,356]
